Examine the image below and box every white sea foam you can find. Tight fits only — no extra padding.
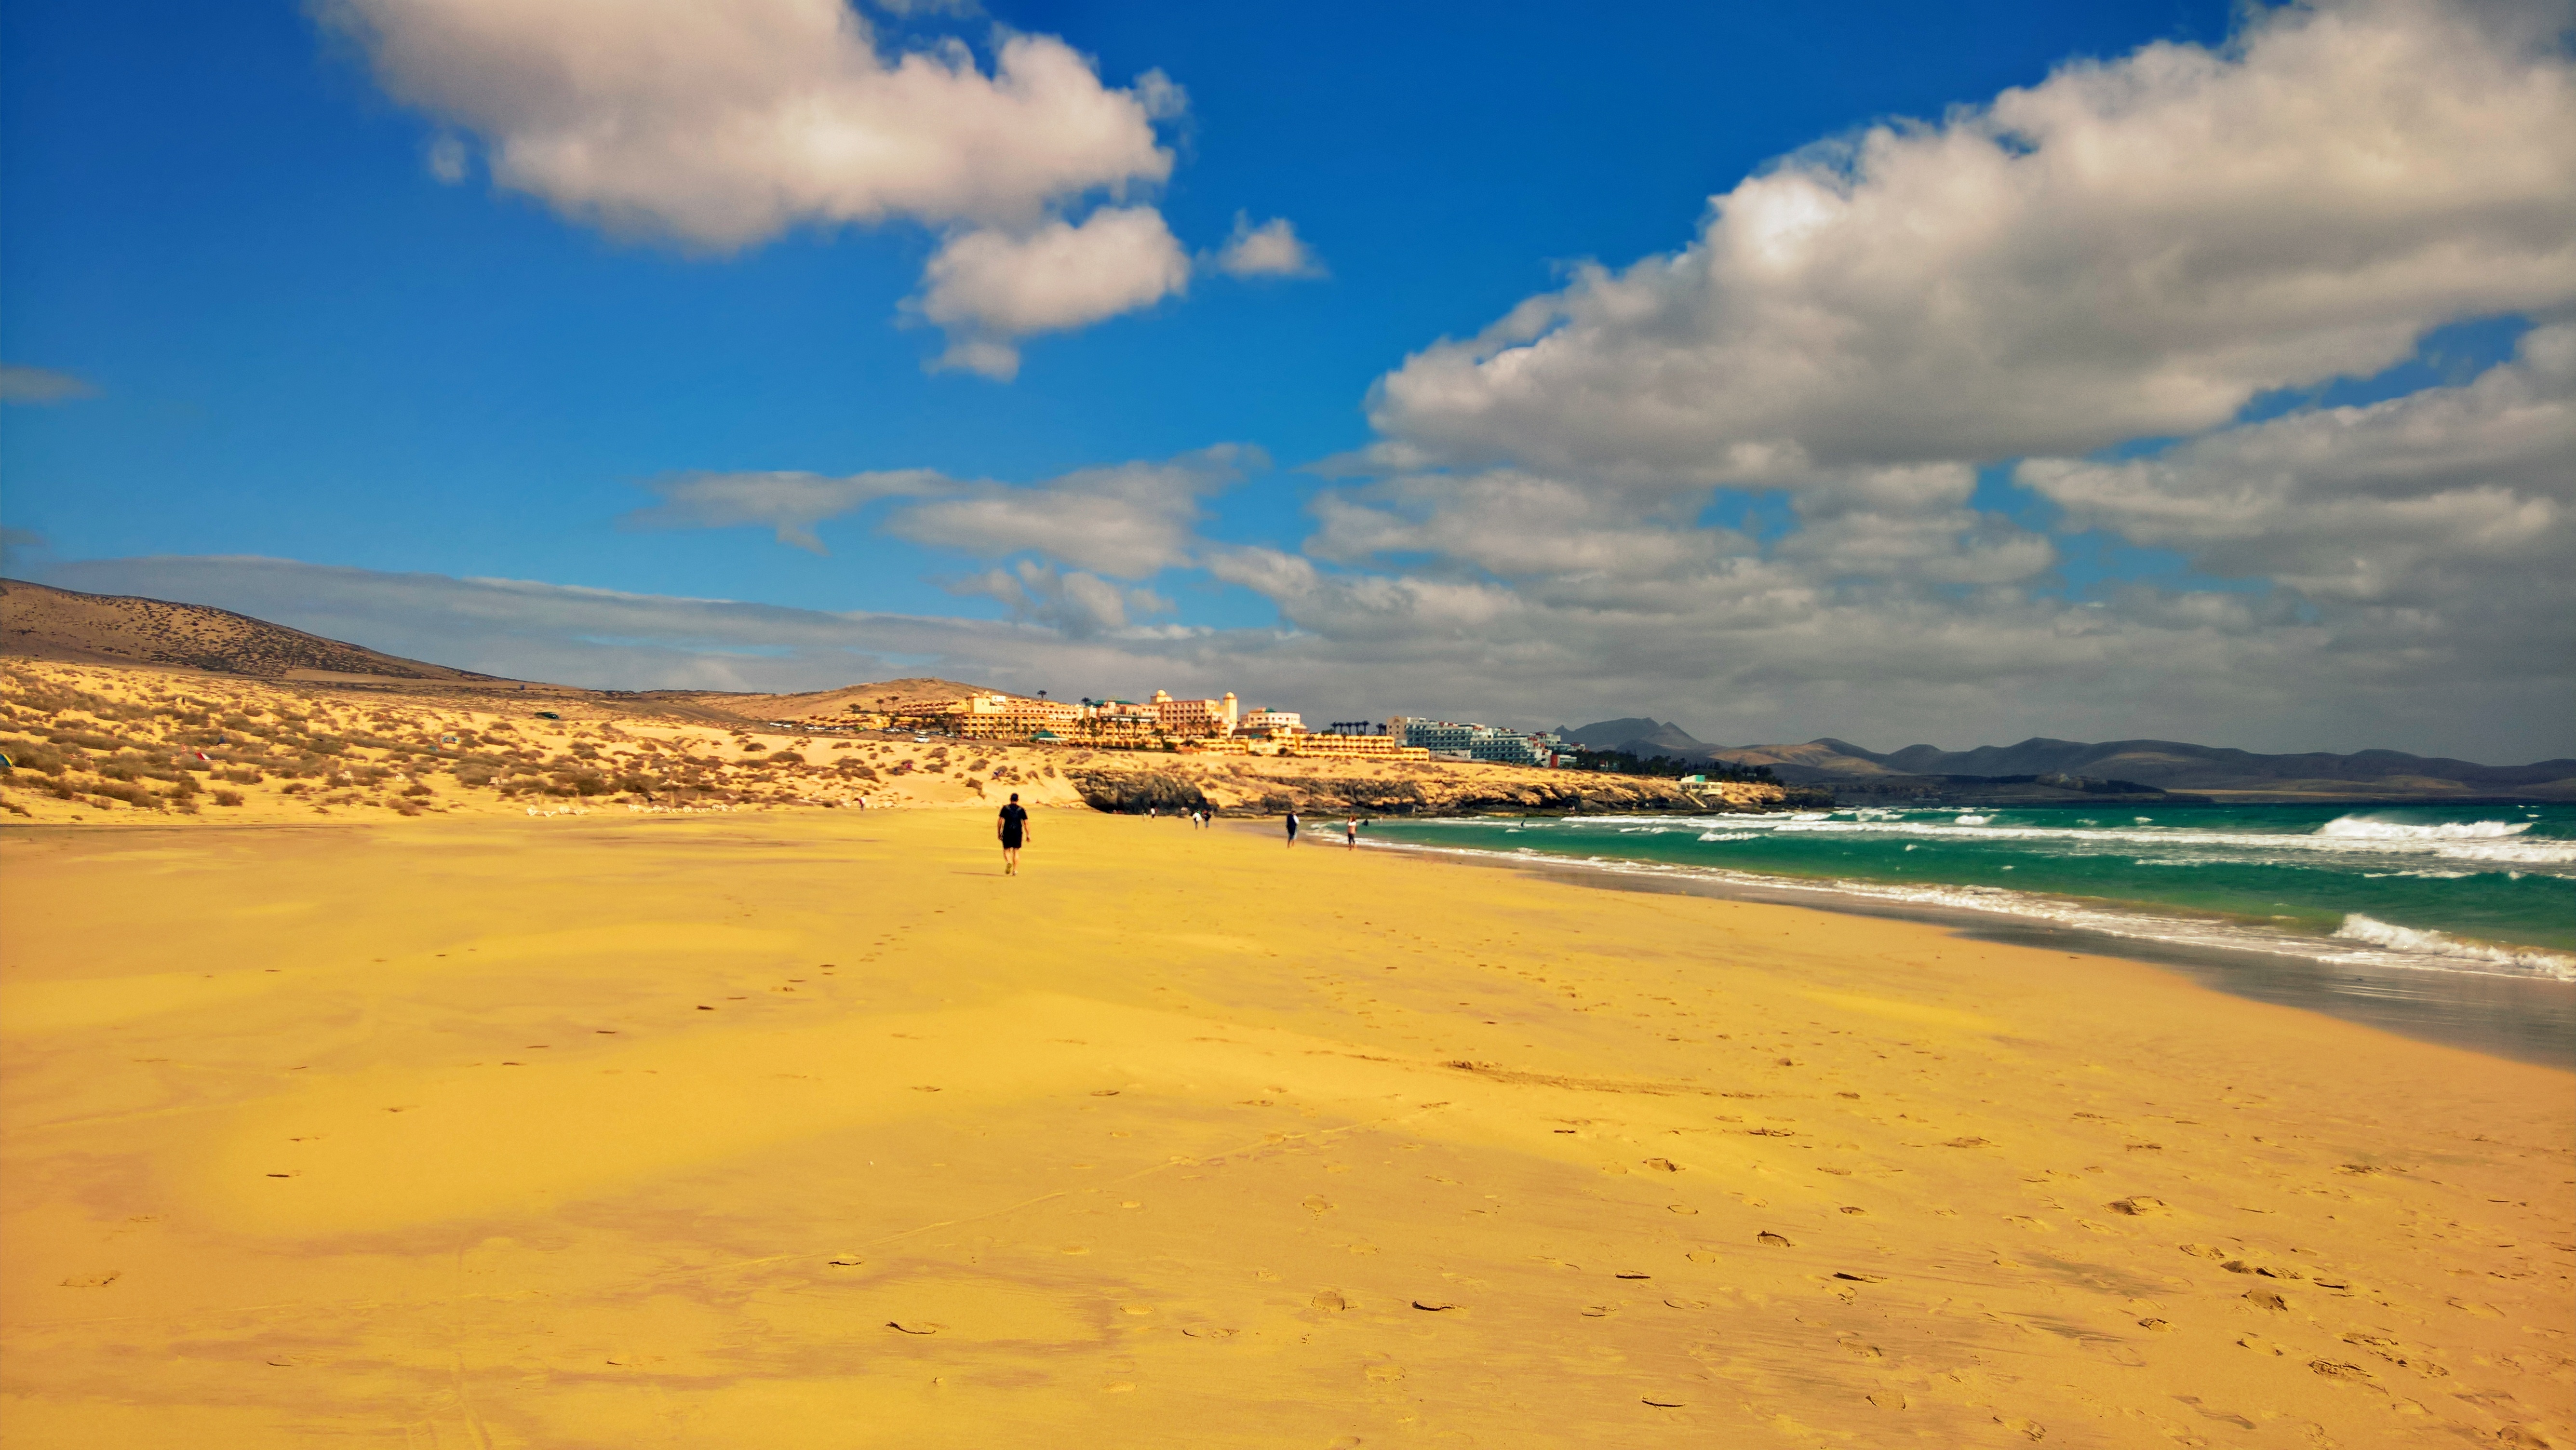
[2329,914,2576,980]
[1363,838,2576,983]
[2317,815,2531,842]
[1531,811,2576,867]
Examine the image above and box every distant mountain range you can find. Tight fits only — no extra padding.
[1564,718,2575,803]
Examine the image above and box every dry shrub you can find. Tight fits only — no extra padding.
[213,789,245,806]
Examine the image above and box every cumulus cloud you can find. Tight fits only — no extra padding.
[884,445,1253,576]
[319,0,1198,368]
[620,446,1251,575]
[318,0,1175,247]
[916,207,1191,378]
[621,468,948,551]
[2022,323,2574,610]
[1362,0,2576,486]
[1213,213,1322,278]
[0,364,98,404]
[953,560,1173,635]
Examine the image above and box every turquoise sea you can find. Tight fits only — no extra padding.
[1366,802,2576,985]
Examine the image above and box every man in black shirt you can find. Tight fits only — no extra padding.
[997,792,1031,875]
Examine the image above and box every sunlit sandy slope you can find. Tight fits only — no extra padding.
[1,810,2567,1447]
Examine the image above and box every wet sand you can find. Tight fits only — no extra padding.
[1358,836,2576,1070]
[2,810,2569,1447]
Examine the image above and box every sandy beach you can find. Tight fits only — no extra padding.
[2,808,2569,1448]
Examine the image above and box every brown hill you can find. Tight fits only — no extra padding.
[0,578,508,684]
[639,676,1017,724]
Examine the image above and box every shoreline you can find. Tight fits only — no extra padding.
[1318,828,2576,1069]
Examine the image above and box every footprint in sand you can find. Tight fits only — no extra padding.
[1867,1390,1907,1410]
[1994,1415,2045,1440]
[1302,1195,1333,1215]
[886,1320,942,1335]
[1642,1157,1679,1172]
[1758,1232,1793,1248]
[826,1255,864,1267]
[1411,1300,1459,1312]
[58,1271,120,1289]
[1642,1396,1686,1409]
[1311,1290,1348,1312]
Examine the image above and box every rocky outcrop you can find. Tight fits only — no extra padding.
[1064,769,1213,815]
[1063,764,1806,817]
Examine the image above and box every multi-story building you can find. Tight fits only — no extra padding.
[946,692,1081,740]
[1283,732,1430,761]
[1151,689,1240,738]
[1398,718,1553,767]
[1238,706,1302,734]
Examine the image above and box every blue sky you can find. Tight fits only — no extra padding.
[4,0,2570,758]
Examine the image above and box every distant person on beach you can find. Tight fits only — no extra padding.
[1345,816,1359,849]
[1285,810,1299,847]
[997,792,1031,875]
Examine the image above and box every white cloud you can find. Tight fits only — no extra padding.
[1362,0,2576,487]
[2021,323,2575,608]
[886,445,1253,575]
[425,133,468,183]
[1213,213,1322,279]
[0,364,98,404]
[619,446,1251,575]
[621,468,948,551]
[953,560,1171,635]
[319,0,1175,248]
[319,0,1197,369]
[915,207,1191,378]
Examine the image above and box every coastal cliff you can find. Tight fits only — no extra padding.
[1061,759,1810,817]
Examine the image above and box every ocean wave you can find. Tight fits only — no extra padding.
[2329,914,2576,980]
[2317,815,2531,841]
[1529,812,2576,866]
[1364,838,2576,982]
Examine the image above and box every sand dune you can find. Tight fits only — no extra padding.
[1,808,2566,1446]
[0,658,1781,825]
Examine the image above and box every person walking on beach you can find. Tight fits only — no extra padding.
[1345,816,1359,849]
[1285,809,1300,847]
[997,792,1031,875]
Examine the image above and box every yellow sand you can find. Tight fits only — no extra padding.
[1,810,2568,1448]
